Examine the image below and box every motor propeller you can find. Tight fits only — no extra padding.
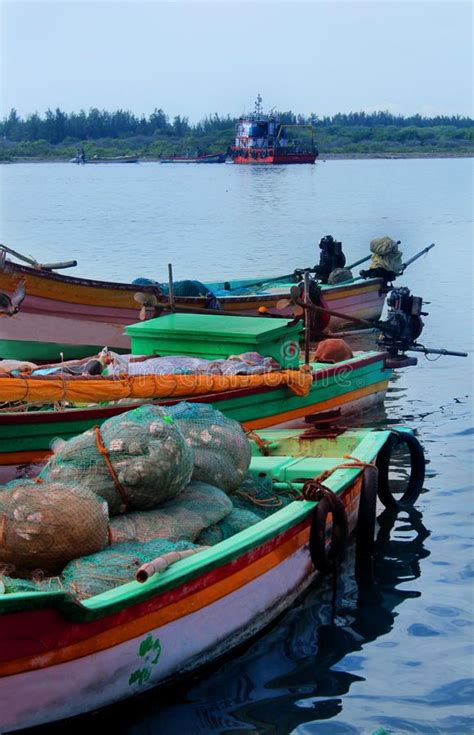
[134,291,160,320]
[0,280,26,316]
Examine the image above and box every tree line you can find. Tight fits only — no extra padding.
[1,107,472,144]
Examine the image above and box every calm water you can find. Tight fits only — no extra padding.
[1,159,473,734]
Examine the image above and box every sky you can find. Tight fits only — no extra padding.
[0,0,472,122]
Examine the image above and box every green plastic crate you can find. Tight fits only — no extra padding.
[125,313,302,368]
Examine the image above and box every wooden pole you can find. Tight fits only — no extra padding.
[303,272,311,364]
[168,263,175,312]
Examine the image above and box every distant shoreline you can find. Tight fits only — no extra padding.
[1,151,473,164]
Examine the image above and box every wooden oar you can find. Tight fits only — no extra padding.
[347,254,371,269]
[401,243,435,272]
[0,244,77,270]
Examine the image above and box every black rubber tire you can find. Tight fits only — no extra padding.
[309,491,348,574]
[355,467,378,586]
[375,431,425,510]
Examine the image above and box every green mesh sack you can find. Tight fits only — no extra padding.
[167,403,251,492]
[0,480,109,574]
[61,538,198,600]
[42,404,193,516]
[232,476,296,519]
[0,574,63,595]
[196,507,261,545]
[109,481,233,544]
[0,575,42,594]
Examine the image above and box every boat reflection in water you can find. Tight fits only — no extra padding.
[30,508,430,734]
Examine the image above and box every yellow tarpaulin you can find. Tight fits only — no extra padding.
[0,369,313,404]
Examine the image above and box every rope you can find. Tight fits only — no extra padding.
[235,489,283,508]
[245,430,271,455]
[298,454,378,502]
[93,425,131,512]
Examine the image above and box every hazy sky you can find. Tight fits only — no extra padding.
[1,0,472,121]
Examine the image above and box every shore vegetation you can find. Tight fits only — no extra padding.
[0,107,472,161]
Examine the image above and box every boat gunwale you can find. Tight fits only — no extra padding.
[0,351,388,387]
[0,429,391,622]
[1,259,384,302]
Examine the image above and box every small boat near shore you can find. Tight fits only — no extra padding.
[70,153,138,164]
[160,152,226,164]
[0,416,425,733]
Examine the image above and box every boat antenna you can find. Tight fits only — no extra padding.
[255,94,263,117]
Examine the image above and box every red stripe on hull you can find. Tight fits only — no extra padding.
[0,516,312,663]
[234,153,316,165]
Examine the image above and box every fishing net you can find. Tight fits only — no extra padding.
[0,572,63,595]
[196,507,261,545]
[104,352,280,378]
[60,538,198,600]
[132,277,214,298]
[42,404,193,516]
[231,476,296,519]
[109,481,233,544]
[0,480,109,574]
[369,236,403,274]
[167,403,252,492]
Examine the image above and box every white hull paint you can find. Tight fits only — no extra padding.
[1,545,317,732]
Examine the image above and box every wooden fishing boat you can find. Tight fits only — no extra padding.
[70,154,138,164]
[0,424,423,733]
[0,253,386,361]
[160,152,226,163]
[0,348,392,483]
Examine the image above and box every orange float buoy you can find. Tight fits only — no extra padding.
[314,338,353,363]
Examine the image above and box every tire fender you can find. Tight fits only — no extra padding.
[309,490,348,574]
[375,431,425,510]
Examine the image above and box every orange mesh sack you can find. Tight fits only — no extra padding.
[109,481,233,544]
[41,404,193,516]
[0,480,109,574]
[167,403,251,492]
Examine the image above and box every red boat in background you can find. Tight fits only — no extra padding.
[230,95,318,165]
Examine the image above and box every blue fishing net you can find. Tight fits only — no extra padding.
[132,277,221,308]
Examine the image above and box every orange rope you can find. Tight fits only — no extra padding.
[94,425,130,511]
[245,430,271,456]
[235,489,283,508]
[299,454,378,501]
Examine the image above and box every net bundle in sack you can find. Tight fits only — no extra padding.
[167,403,251,492]
[0,480,109,574]
[60,538,199,600]
[231,475,296,519]
[196,507,261,545]
[42,404,193,515]
[109,481,233,544]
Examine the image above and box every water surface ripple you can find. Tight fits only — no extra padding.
[1,158,472,735]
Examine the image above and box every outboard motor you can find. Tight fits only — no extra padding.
[314,235,346,284]
[378,287,424,356]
